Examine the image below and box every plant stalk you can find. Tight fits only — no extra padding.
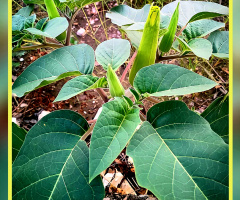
[96,88,109,103]
[140,112,146,121]
[80,122,96,141]
[120,51,137,83]
[65,8,81,46]
[176,23,188,38]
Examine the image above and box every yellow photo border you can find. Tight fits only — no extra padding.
[7,0,234,199]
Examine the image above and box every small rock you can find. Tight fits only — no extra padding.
[103,171,123,188]
[90,18,95,25]
[120,179,136,195]
[38,110,51,121]
[30,119,37,124]
[77,28,86,36]
[147,197,158,200]
[12,75,17,81]
[91,7,97,15]
[12,117,20,126]
[128,156,133,164]
[20,103,28,108]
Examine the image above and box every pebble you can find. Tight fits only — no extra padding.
[77,28,86,36]
[38,110,51,121]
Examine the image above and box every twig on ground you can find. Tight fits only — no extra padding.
[157,54,197,62]
[13,43,64,51]
[146,96,161,104]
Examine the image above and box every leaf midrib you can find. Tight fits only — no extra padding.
[150,126,208,199]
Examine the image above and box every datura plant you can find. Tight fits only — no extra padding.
[12,1,229,199]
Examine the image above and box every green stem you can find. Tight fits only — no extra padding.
[44,0,66,42]
[44,0,60,19]
[65,8,81,46]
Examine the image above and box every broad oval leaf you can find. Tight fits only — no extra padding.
[26,17,68,38]
[107,65,125,97]
[177,37,213,60]
[35,17,48,30]
[208,30,229,59]
[183,19,225,41]
[121,26,143,49]
[12,14,36,32]
[129,88,140,102]
[127,101,228,200]
[133,63,217,97]
[89,98,141,182]
[161,1,229,27]
[12,122,27,162]
[13,110,105,200]
[106,4,151,26]
[107,4,170,29]
[12,44,95,97]
[54,75,108,102]
[16,5,33,17]
[95,38,131,71]
[201,95,229,143]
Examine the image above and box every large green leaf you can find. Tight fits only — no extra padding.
[161,1,229,27]
[121,26,143,49]
[12,14,36,32]
[54,75,108,102]
[12,44,95,97]
[16,6,34,17]
[89,98,141,182]
[26,17,68,38]
[35,17,48,30]
[159,2,179,53]
[13,110,105,199]
[95,38,131,71]
[208,31,229,59]
[106,4,150,26]
[183,19,225,41]
[201,96,229,144]
[12,123,27,162]
[107,4,170,29]
[177,37,213,60]
[133,64,217,97]
[127,101,228,200]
